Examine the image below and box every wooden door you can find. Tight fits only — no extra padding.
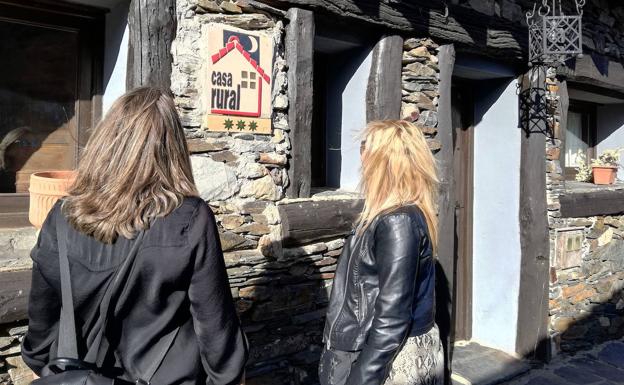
[0,1,103,226]
[451,81,474,341]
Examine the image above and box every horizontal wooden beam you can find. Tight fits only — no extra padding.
[560,55,624,95]
[560,189,624,218]
[279,199,363,247]
[0,268,31,324]
[260,0,526,61]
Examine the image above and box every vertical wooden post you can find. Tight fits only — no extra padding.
[516,67,551,360]
[127,0,176,89]
[435,44,456,385]
[366,35,403,122]
[285,8,314,198]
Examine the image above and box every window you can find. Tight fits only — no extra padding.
[0,1,103,226]
[241,71,256,90]
[564,102,596,180]
[311,31,373,192]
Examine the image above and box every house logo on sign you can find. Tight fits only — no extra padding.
[203,26,273,134]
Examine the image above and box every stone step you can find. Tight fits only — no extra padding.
[451,341,532,385]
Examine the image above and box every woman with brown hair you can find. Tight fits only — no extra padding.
[22,87,247,385]
[319,120,443,385]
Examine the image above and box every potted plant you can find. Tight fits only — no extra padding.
[591,149,621,185]
[28,170,76,228]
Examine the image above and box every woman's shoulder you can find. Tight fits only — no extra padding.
[375,205,426,229]
[157,196,213,226]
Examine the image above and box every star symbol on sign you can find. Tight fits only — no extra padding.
[237,120,246,131]
[224,119,234,130]
[248,121,258,131]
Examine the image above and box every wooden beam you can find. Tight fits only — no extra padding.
[0,268,31,324]
[516,68,550,360]
[127,0,176,89]
[366,35,403,121]
[559,55,624,95]
[285,8,314,198]
[279,199,363,247]
[258,0,526,62]
[435,44,456,385]
[560,189,624,218]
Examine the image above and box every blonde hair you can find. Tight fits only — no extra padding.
[359,120,439,253]
[64,87,198,243]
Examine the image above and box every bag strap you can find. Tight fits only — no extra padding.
[56,210,177,383]
[56,211,79,359]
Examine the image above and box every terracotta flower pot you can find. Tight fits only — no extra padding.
[29,171,77,229]
[592,166,618,185]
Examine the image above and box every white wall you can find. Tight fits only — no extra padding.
[324,47,372,190]
[102,1,130,114]
[339,49,372,191]
[472,78,522,354]
[597,104,624,179]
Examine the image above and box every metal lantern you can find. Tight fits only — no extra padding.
[527,0,585,66]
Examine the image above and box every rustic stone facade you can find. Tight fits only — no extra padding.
[0,324,28,385]
[546,76,624,354]
[3,0,624,384]
[401,38,441,152]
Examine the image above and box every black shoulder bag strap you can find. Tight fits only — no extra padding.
[56,212,178,384]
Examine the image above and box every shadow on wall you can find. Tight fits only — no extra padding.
[238,239,457,385]
[233,237,339,385]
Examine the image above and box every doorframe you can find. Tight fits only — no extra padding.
[451,79,475,342]
[435,44,456,384]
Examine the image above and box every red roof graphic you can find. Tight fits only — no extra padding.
[211,36,271,84]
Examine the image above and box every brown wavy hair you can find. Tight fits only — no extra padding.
[359,120,439,253]
[63,87,198,243]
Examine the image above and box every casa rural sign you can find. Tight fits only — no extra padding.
[203,25,273,134]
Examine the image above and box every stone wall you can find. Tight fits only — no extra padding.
[401,38,441,151]
[546,76,624,354]
[0,324,28,385]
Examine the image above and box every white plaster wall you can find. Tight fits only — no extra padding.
[472,78,522,354]
[596,104,624,180]
[102,1,130,113]
[324,47,372,190]
[339,48,372,191]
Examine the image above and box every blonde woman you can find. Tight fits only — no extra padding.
[22,87,247,385]
[319,120,443,385]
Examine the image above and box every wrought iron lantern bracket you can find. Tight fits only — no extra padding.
[527,0,585,67]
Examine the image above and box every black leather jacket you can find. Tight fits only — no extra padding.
[322,205,435,385]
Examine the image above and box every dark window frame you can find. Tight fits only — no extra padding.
[0,0,104,228]
[564,100,597,181]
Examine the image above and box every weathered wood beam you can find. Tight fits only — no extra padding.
[435,44,456,384]
[560,189,624,218]
[0,268,31,324]
[258,0,526,61]
[285,8,314,198]
[559,55,624,95]
[127,0,176,89]
[516,68,550,360]
[279,199,363,247]
[366,35,403,121]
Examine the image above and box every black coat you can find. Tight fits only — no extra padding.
[22,197,248,385]
[322,205,435,385]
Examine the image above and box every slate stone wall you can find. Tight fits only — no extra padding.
[546,78,624,354]
[401,38,442,152]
